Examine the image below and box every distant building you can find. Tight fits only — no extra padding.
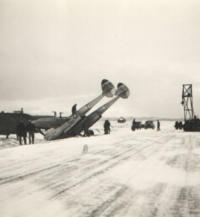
[13,108,24,114]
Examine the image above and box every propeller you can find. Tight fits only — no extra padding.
[101,79,115,97]
[115,83,130,98]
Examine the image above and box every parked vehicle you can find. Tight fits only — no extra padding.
[117,117,126,123]
[144,120,155,129]
[132,121,143,130]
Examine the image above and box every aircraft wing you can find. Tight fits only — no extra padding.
[44,115,82,140]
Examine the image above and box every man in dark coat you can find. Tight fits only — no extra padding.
[26,121,35,144]
[16,121,27,145]
[157,120,160,131]
[104,120,111,134]
[175,121,178,130]
[72,104,77,118]
[131,119,136,131]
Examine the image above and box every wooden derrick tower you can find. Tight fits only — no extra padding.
[181,84,194,122]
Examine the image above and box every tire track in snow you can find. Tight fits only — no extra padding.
[51,146,140,198]
[88,134,197,217]
[170,135,200,217]
[85,186,128,217]
[51,135,170,217]
[33,138,152,192]
[51,138,166,198]
[134,134,200,217]
[0,136,149,188]
[0,164,61,185]
[0,130,175,217]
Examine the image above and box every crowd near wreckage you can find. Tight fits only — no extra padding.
[0,110,51,138]
[2,81,200,143]
[41,80,129,140]
[0,79,130,141]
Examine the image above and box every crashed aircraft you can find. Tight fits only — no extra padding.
[32,79,130,140]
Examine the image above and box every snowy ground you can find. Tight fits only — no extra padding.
[1,120,200,217]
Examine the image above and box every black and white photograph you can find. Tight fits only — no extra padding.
[1,0,200,216]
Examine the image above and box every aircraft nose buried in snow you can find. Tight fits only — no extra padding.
[34,79,130,141]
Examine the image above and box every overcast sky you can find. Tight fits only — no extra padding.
[1,0,200,118]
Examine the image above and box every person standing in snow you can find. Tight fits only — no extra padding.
[72,104,77,118]
[174,121,178,130]
[16,121,27,145]
[26,121,35,144]
[157,120,160,131]
[131,119,136,131]
[104,120,111,134]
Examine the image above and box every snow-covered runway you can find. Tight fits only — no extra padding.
[1,121,200,217]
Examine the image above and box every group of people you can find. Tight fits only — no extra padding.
[174,121,183,130]
[16,121,35,145]
[15,117,162,144]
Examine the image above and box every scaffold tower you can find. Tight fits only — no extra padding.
[181,84,194,121]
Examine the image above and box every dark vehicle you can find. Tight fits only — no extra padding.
[135,121,143,129]
[117,117,126,123]
[183,118,200,131]
[132,121,143,130]
[144,120,155,129]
